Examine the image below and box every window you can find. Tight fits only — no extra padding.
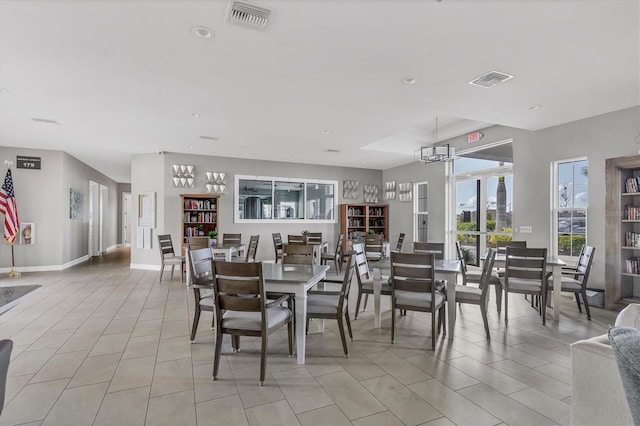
[235,175,337,223]
[553,158,587,257]
[414,182,428,242]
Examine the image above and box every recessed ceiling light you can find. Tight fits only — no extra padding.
[402,76,418,85]
[189,145,195,149]
[192,26,214,38]
[0,88,9,93]
[528,104,543,110]
[190,112,200,118]
[323,130,331,134]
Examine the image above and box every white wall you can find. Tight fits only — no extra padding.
[130,152,382,268]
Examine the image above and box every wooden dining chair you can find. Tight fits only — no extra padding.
[188,247,215,342]
[353,242,391,319]
[413,242,444,259]
[501,247,548,325]
[395,233,405,253]
[365,233,384,261]
[306,252,355,357]
[390,252,446,349]
[288,234,305,244]
[272,233,284,262]
[455,241,502,313]
[321,234,344,273]
[455,248,497,338]
[188,236,210,250]
[157,234,185,282]
[307,232,322,245]
[222,233,242,245]
[282,244,314,265]
[547,245,595,320]
[212,261,293,386]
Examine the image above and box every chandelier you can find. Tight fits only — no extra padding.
[420,117,456,163]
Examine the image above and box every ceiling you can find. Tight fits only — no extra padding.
[0,0,638,183]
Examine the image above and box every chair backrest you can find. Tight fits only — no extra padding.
[365,234,384,259]
[496,240,527,253]
[574,245,595,286]
[158,234,176,258]
[0,339,13,416]
[334,234,345,258]
[336,253,356,310]
[288,234,305,244]
[390,252,437,295]
[353,243,372,287]
[223,233,242,246]
[479,248,497,303]
[414,242,444,259]
[454,241,468,273]
[307,232,322,244]
[189,247,215,287]
[395,233,405,252]
[188,236,210,250]
[283,244,314,265]
[212,261,266,328]
[505,246,547,283]
[245,235,260,262]
[272,233,284,262]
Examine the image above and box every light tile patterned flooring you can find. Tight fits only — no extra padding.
[0,248,616,426]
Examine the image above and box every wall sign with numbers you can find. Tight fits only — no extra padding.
[16,156,41,170]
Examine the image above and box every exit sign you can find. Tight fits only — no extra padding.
[467,131,483,143]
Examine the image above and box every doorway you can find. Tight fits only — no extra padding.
[88,181,108,257]
[123,193,132,246]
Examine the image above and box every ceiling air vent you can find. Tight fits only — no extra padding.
[469,71,514,88]
[226,1,271,30]
[31,117,60,125]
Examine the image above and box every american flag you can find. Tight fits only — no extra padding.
[0,169,19,245]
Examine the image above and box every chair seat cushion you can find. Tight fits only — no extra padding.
[367,253,383,261]
[321,252,337,259]
[395,290,445,308]
[361,279,392,293]
[307,294,344,315]
[221,307,291,331]
[199,296,214,307]
[455,285,482,302]
[548,276,582,292]
[501,277,543,292]
[164,256,184,265]
[466,270,500,285]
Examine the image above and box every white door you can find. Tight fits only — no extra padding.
[123,193,132,245]
[89,181,100,257]
[99,184,108,254]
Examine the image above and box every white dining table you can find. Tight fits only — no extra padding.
[211,243,246,261]
[262,263,329,364]
[489,253,566,321]
[371,258,462,338]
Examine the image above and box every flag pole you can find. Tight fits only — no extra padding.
[3,159,21,278]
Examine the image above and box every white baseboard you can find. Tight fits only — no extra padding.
[0,255,90,273]
[106,244,121,253]
[130,263,161,271]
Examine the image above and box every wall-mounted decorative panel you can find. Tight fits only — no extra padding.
[363,184,379,203]
[205,172,226,193]
[399,182,413,202]
[172,164,195,188]
[384,181,396,200]
[343,180,359,199]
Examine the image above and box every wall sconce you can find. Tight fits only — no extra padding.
[172,165,195,187]
[205,172,226,193]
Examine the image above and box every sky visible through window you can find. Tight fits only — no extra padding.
[454,157,513,214]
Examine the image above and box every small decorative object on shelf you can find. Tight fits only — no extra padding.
[343,180,359,199]
[384,181,396,200]
[205,172,226,193]
[398,182,413,202]
[172,164,195,187]
[363,184,379,203]
[367,229,375,235]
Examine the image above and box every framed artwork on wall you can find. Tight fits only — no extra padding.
[20,223,34,244]
[138,192,156,227]
[70,188,85,219]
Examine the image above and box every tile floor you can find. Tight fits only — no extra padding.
[0,248,617,426]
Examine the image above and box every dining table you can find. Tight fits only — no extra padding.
[371,257,462,337]
[486,252,566,321]
[211,242,246,261]
[262,263,329,364]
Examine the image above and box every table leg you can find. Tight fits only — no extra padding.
[225,250,232,262]
[446,273,456,339]
[294,293,307,364]
[373,268,382,328]
[552,264,561,321]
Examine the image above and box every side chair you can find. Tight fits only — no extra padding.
[282,244,314,265]
[547,245,595,320]
[413,242,444,259]
[321,234,344,273]
[272,232,284,263]
[353,242,391,319]
[501,247,548,325]
[157,234,185,282]
[395,233,405,252]
[188,247,215,342]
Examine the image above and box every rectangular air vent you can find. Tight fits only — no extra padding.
[226,1,271,30]
[31,117,60,125]
[469,71,514,88]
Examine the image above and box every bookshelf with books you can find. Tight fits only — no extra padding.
[181,194,219,250]
[339,203,389,250]
[605,155,640,308]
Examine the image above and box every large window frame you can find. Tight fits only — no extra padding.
[414,181,428,242]
[551,157,588,259]
[235,175,338,224]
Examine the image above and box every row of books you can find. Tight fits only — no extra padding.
[346,208,364,216]
[184,199,217,210]
[625,257,640,274]
[347,219,364,227]
[625,232,640,247]
[624,205,640,220]
[369,207,385,216]
[184,212,217,223]
[184,227,210,238]
[624,176,640,193]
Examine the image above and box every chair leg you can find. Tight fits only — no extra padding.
[480,302,490,338]
[181,263,185,283]
[363,293,369,312]
[337,315,349,357]
[581,289,592,320]
[391,305,396,344]
[260,334,268,386]
[306,317,310,335]
[345,310,353,341]
[287,320,294,356]
[495,284,502,315]
[575,293,583,313]
[541,291,547,325]
[170,265,175,279]
[354,291,362,319]
[213,328,223,380]
[232,335,240,352]
[190,306,201,343]
[159,264,165,281]
[441,305,447,337]
[504,289,509,325]
[431,310,436,350]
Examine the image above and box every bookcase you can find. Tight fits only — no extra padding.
[339,203,389,250]
[605,155,640,308]
[180,194,219,250]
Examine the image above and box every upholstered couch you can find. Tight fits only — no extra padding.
[570,303,640,425]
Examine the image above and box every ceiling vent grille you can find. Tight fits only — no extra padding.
[31,117,60,125]
[226,1,271,30]
[469,71,514,88]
